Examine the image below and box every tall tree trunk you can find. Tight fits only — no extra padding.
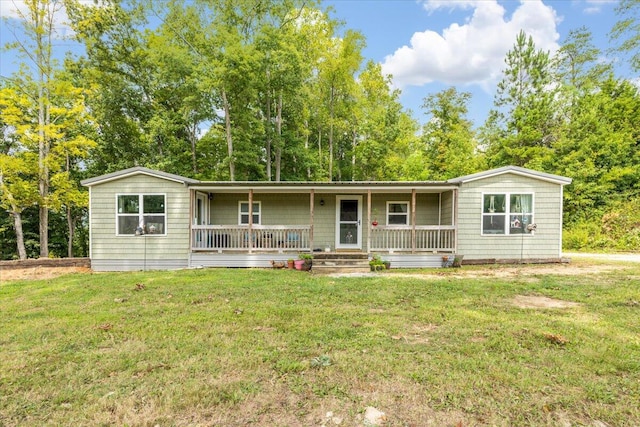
[265,59,272,181]
[190,120,198,174]
[266,88,272,181]
[13,211,28,260]
[38,81,49,258]
[329,86,334,181]
[275,90,283,182]
[222,89,235,181]
[305,119,311,179]
[351,129,357,181]
[65,154,74,258]
[318,129,322,170]
[67,205,75,258]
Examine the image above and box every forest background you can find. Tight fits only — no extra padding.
[1,0,639,260]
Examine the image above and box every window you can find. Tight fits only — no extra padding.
[117,194,166,235]
[482,193,533,235]
[239,201,261,225]
[387,202,409,225]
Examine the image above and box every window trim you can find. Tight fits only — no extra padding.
[115,193,167,236]
[481,192,534,236]
[238,201,261,225]
[386,201,409,226]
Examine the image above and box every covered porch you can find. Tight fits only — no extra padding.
[188,182,458,265]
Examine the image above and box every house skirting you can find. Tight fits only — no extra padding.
[91,259,189,272]
[189,252,448,269]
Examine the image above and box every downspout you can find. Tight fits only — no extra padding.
[411,189,416,254]
[310,189,315,252]
[248,189,253,254]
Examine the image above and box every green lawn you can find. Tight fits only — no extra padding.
[1,263,639,426]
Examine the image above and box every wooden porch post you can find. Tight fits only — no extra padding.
[411,189,417,254]
[438,192,442,252]
[453,188,458,253]
[367,189,371,253]
[309,189,315,252]
[248,189,253,254]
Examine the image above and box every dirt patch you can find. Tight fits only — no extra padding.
[0,266,92,282]
[387,263,620,281]
[511,295,580,309]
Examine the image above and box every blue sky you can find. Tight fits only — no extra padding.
[325,0,624,126]
[1,0,625,128]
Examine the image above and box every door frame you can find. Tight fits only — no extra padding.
[335,195,362,250]
[194,192,209,225]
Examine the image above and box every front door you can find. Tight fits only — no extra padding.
[335,196,362,250]
[194,192,209,225]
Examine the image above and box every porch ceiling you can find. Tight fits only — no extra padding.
[189,181,458,193]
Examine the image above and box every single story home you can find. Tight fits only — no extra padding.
[81,165,572,271]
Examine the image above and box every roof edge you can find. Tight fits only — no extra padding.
[447,166,572,185]
[81,166,199,187]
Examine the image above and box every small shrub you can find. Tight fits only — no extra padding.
[310,354,332,368]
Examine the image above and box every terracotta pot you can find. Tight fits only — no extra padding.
[287,260,295,269]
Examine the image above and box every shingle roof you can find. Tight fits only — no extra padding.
[80,166,198,186]
[447,166,572,185]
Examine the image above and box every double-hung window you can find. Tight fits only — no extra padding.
[482,193,533,235]
[239,201,261,225]
[117,194,166,235]
[387,202,409,225]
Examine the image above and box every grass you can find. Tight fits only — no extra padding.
[1,262,639,426]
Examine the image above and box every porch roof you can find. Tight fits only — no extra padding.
[188,181,458,193]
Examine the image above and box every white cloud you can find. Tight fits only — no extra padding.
[382,0,560,89]
[582,0,616,14]
[0,0,97,39]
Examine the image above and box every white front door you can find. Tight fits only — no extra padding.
[195,192,209,225]
[335,195,362,250]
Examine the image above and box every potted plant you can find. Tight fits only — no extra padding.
[299,253,313,271]
[369,255,385,271]
[287,258,295,269]
[383,260,391,270]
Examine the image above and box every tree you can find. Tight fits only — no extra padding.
[418,87,480,180]
[2,0,66,257]
[610,0,640,72]
[485,31,557,169]
[0,87,39,259]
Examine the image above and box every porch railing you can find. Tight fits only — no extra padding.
[370,225,456,252]
[191,225,311,252]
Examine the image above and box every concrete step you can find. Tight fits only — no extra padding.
[309,252,371,273]
[312,252,369,260]
[312,265,372,274]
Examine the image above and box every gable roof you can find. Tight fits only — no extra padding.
[80,166,199,187]
[447,166,572,186]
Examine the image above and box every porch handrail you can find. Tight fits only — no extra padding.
[192,225,311,252]
[370,225,455,252]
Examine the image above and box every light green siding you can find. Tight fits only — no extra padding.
[89,174,191,270]
[457,173,564,260]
